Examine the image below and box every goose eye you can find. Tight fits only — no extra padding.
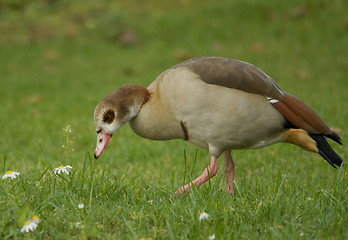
[103,109,115,124]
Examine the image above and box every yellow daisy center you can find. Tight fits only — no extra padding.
[24,221,31,226]
[6,171,13,174]
[58,166,64,169]
[32,215,38,220]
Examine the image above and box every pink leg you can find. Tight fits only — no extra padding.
[174,155,219,196]
[223,151,235,195]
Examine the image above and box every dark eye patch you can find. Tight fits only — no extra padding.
[103,109,115,124]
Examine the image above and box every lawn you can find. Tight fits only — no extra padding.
[0,0,347,239]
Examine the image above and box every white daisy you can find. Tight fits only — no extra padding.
[78,203,84,209]
[21,219,38,233]
[209,234,216,240]
[32,215,40,224]
[53,165,72,175]
[2,170,20,180]
[199,211,209,221]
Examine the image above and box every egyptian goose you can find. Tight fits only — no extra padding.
[93,57,342,195]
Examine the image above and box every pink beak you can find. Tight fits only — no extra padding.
[94,130,112,159]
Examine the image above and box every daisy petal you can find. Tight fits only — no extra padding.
[199,212,209,221]
[2,171,20,180]
[21,220,38,233]
[53,165,72,175]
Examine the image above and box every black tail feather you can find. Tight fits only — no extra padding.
[318,149,336,168]
[310,134,343,168]
[325,131,343,145]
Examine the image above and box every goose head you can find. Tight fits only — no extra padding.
[93,84,150,159]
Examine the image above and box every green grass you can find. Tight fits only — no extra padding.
[0,0,347,239]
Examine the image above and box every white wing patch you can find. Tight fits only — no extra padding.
[267,97,279,104]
